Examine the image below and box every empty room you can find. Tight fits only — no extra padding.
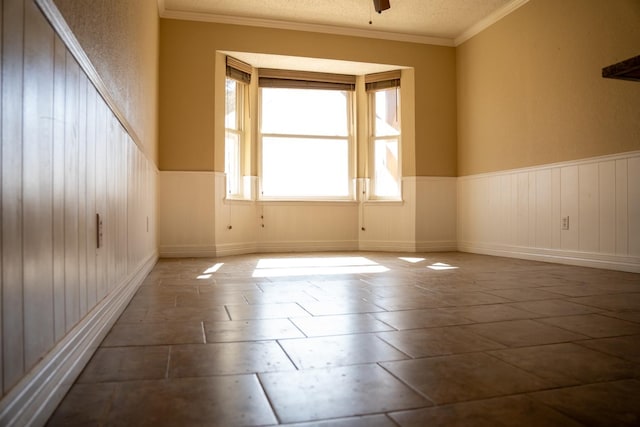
[1,0,639,425]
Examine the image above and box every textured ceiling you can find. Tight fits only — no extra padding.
[161,0,528,46]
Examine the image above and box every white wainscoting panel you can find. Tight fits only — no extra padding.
[359,178,416,252]
[214,173,259,256]
[629,156,640,257]
[458,151,640,272]
[0,1,158,424]
[159,172,216,257]
[258,201,359,253]
[168,174,459,256]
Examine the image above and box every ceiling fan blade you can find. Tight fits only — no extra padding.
[373,0,391,14]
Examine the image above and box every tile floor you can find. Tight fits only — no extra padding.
[47,252,640,426]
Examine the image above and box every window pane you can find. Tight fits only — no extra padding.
[262,137,349,197]
[225,79,239,129]
[225,131,241,195]
[261,88,348,136]
[374,138,400,197]
[374,88,400,137]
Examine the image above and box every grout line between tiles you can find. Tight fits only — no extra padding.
[254,374,282,425]
[275,339,300,371]
[165,346,172,379]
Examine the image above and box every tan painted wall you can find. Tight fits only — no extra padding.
[159,20,457,176]
[457,0,640,176]
[54,0,160,165]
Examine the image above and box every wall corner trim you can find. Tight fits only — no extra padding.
[0,253,158,427]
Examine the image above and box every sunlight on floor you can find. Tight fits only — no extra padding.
[253,257,389,278]
[399,257,426,263]
[198,263,225,279]
[427,262,459,271]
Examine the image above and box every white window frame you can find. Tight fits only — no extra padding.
[224,77,245,198]
[258,86,356,201]
[368,84,402,200]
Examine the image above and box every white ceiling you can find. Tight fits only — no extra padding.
[160,0,529,46]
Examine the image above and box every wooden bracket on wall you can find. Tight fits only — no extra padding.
[602,54,640,82]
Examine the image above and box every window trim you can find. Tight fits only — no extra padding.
[367,80,402,201]
[224,77,247,199]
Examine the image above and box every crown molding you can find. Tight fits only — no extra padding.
[157,0,529,48]
[454,0,530,46]
[158,8,455,47]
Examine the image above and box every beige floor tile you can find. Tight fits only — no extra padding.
[133,306,230,323]
[169,341,295,377]
[372,308,472,330]
[578,334,640,363]
[601,310,640,323]
[452,304,536,323]
[259,364,431,423]
[279,334,408,369]
[366,294,448,311]
[134,284,198,295]
[78,346,170,383]
[226,302,310,320]
[530,379,640,426]
[101,321,205,346]
[244,290,318,304]
[389,395,582,427]
[464,319,588,347]
[542,284,616,297]
[203,318,304,342]
[290,313,393,337]
[431,291,510,307]
[377,327,505,358]
[486,287,565,301]
[488,343,639,386]
[381,353,552,404]
[106,375,277,426]
[297,300,385,316]
[46,383,116,426]
[539,314,640,338]
[175,293,248,307]
[126,294,177,309]
[509,299,601,316]
[568,293,640,311]
[279,414,396,426]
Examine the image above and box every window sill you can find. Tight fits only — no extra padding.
[364,198,404,205]
[258,199,359,206]
[224,196,253,204]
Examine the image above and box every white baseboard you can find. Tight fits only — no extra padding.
[358,240,417,252]
[215,242,259,257]
[458,241,640,273]
[257,240,359,254]
[0,252,158,427]
[159,245,217,258]
[416,240,458,252]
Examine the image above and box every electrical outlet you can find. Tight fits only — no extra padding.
[561,216,570,230]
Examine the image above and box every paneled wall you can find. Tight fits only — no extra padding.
[458,151,640,272]
[159,173,457,257]
[159,172,216,256]
[0,0,157,423]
